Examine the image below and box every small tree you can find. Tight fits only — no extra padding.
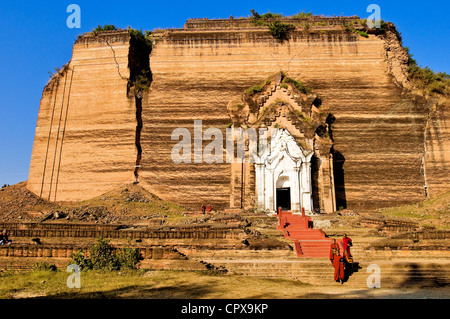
[250,9,260,20]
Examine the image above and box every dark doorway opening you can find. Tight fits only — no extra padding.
[276,188,291,211]
[311,154,320,213]
[332,147,347,210]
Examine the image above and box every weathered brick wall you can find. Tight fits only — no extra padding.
[423,102,450,197]
[27,22,448,211]
[27,30,137,202]
[1,222,242,240]
[141,27,430,210]
[0,244,184,260]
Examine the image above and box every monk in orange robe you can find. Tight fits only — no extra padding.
[343,233,353,263]
[330,239,345,283]
[343,233,352,256]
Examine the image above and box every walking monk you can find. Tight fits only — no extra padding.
[330,239,345,283]
[342,233,353,263]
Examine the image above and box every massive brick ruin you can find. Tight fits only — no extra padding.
[27,16,449,213]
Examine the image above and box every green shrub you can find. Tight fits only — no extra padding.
[291,11,312,19]
[251,9,312,21]
[134,70,152,92]
[355,30,369,38]
[248,10,297,41]
[246,84,264,96]
[128,28,152,95]
[129,28,152,48]
[117,247,144,270]
[301,116,310,123]
[268,21,295,42]
[407,62,450,96]
[428,80,447,95]
[70,236,143,271]
[250,9,260,20]
[261,12,282,19]
[89,236,120,271]
[283,77,310,94]
[250,9,282,21]
[342,19,355,33]
[70,250,93,270]
[93,25,117,32]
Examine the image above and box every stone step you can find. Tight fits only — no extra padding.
[223,209,244,214]
[0,257,71,271]
[296,243,331,258]
[276,211,333,257]
[10,236,245,248]
[226,273,450,288]
[205,259,450,287]
[284,230,326,239]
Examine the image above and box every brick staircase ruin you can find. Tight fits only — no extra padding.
[197,211,450,288]
[0,212,448,290]
[0,220,246,272]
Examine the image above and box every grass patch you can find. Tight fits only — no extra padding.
[282,77,310,94]
[32,262,57,272]
[406,56,450,96]
[0,269,310,299]
[376,191,450,229]
[246,84,264,96]
[355,30,369,38]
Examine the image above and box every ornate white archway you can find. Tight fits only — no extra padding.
[255,129,313,214]
[227,72,337,214]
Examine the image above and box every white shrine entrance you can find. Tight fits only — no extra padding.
[227,72,337,214]
[255,129,313,214]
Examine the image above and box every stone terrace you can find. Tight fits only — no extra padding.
[0,210,448,290]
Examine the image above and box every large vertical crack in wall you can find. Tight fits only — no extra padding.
[39,77,61,198]
[53,67,75,201]
[47,70,69,201]
[106,39,127,80]
[420,98,448,198]
[128,31,152,182]
[421,105,432,197]
[134,93,143,182]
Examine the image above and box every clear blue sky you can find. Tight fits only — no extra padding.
[0,0,449,186]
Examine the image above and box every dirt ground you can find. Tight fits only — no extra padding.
[1,269,448,299]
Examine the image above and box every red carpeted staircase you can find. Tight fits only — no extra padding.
[277,208,331,258]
